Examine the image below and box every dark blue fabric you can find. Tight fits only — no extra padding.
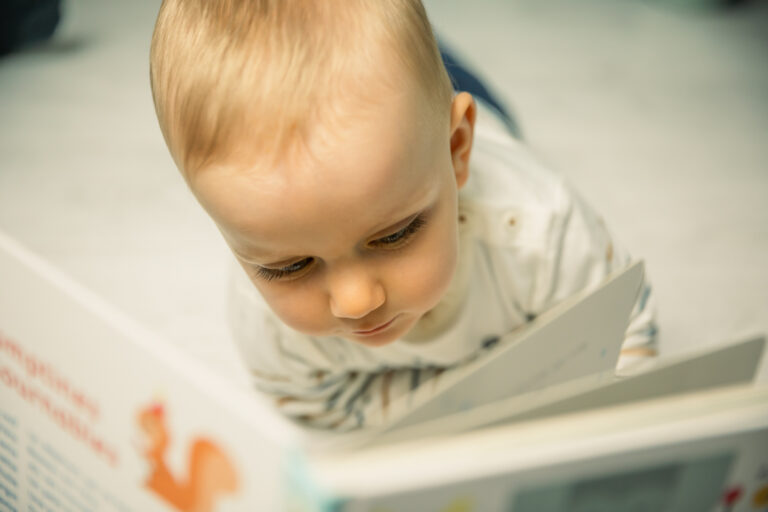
[0,0,61,56]
[439,44,522,139]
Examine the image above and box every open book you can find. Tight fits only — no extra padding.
[1,230,766,512]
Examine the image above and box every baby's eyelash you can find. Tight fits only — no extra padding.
[370,215,427,248]
[253,215,427,282]
[254,258,313,282]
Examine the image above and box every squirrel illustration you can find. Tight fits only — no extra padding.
[137,402,239,512]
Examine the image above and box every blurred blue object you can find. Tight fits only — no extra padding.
[0,0,62,56]
[439,43,523,139]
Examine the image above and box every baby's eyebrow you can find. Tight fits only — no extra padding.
[242,213,418,267]
[368,211,420,239]
[233,249,295,268]
[233,200,432,268]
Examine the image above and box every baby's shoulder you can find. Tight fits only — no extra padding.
[461,119,573,247]
[469,113,569,205]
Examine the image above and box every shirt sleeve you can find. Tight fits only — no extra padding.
[532,184,659,371]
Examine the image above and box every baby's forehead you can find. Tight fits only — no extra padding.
[195,134,440,235]
[195,152,442,263]
[192,81,447,226]
[229,140,433,209]
[234,90,436,185]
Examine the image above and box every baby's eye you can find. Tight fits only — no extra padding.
[255,257,314,282]
[369,215,427,249]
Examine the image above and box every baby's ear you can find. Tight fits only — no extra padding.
[449,92,476,190]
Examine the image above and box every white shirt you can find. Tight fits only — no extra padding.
[227,102,657,431]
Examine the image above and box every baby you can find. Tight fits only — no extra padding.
[150,0,657,430]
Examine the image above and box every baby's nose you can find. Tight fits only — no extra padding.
[327,267,385,320]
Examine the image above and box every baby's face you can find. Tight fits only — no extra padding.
[192,88,474,347]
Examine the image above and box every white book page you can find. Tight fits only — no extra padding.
[372,334,765,446]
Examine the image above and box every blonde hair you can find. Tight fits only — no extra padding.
[150,0,454,177]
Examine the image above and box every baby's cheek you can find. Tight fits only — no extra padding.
[255,282,332,336]
[396,231,457,311]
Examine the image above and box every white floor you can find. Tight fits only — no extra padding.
[1,0,767,380]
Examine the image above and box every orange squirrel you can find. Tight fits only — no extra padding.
[137,402,239,512]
